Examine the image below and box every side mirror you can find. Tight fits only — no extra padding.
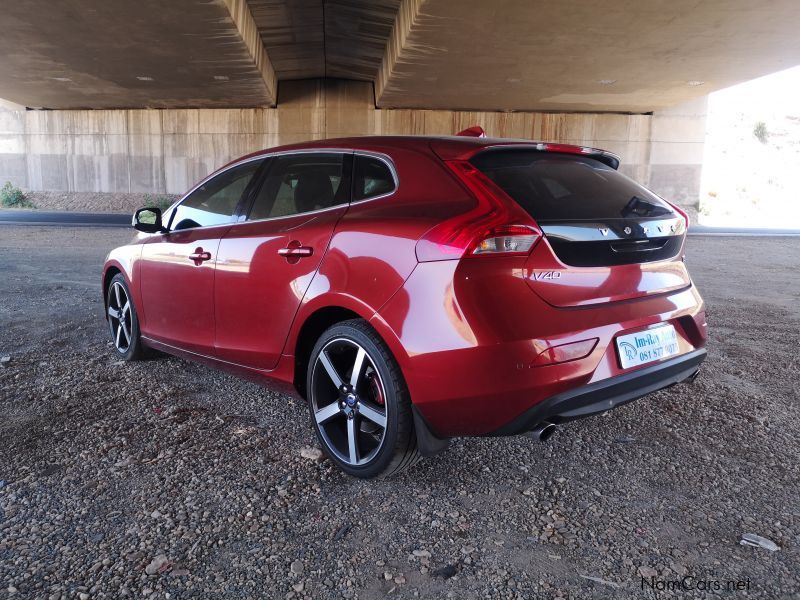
[132,207,167,234]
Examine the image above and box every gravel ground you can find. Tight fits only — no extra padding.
[0,227,798,599]
[19,192,179,214]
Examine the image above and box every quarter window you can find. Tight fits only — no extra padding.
[353,155,395,201]
[170,160,262,231]
[248,153,348,220]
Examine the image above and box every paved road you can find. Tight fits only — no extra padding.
[2,209,799,235]
[0,210,130,227]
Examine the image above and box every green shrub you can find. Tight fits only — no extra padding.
[0,181,34,208]
[753,121,769,144]
[143,193,175,213]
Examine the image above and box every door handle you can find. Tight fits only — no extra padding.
[189,248,212,265]
[278,244,313,258]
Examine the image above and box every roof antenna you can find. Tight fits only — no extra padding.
[456,126,486,138]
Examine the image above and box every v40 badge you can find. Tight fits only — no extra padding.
[532,271,562,281]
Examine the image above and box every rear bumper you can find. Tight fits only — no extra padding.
[374,258,707,437]
[491,348,706,436]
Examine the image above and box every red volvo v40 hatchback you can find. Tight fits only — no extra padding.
[103,133,707,478]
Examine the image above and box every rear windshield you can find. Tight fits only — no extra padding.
[471,150,673,222]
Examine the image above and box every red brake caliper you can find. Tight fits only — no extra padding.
[367,371,384,406]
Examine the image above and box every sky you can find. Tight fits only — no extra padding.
[700,66,800,228]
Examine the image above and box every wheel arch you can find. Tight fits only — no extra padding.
[102,264,124,311]
[290,297,411,398]
[292,305,363,398]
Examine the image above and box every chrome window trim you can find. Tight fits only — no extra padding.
[229,150,400,226]
[351,150,399,204]
[233,202,350,226]
[165,154,268,233]
[164,148,400,232]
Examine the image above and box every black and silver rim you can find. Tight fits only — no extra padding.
[310,338,389,466]
[107,281,132,353]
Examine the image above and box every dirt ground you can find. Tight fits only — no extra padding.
[20,192,179,214]
[0,226,798,599]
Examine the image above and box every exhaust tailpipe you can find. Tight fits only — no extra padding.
[527,421,556,442]
[686,368,701,384]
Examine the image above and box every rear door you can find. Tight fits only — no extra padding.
[139,158,264,354]
[213,152,353,369]
[470,149,691,307]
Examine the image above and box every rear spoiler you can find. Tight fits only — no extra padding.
[517,142,621,170]
[437,130,621,170]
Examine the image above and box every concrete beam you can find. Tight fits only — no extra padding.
[376,0,800,112]
[249,0,401,81]
[248,0,325,80]
[376,0,424,107]
[223,0,278,106]
[0,0,277,109]
[324,1,402,81]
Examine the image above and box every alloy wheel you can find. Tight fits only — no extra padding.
[310,338,389,466]
[107,281,132,353]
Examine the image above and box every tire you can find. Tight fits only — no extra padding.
[306,319,421,478]
[106,273,147,361]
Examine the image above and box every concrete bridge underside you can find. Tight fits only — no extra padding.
[1,0,798,218]
[1,0,800,112]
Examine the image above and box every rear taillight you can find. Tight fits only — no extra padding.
[666,200,690,230]
[471,225,539,255]
[415,161,540,262]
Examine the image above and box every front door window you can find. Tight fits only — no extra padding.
[170,160,262,230]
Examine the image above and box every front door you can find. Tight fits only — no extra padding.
[214,152,352,369]
[139,158,264,355]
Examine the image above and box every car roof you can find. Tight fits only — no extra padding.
[227,135,620,170]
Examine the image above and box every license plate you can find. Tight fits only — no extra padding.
[616,324,680,369]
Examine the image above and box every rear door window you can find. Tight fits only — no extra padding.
[471,150,673,222]
[247,153,350,220]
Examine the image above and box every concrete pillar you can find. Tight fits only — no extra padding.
[0,100,27,189]
[648,97,708,221]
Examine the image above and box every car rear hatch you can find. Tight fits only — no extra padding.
[468,146,691,307]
